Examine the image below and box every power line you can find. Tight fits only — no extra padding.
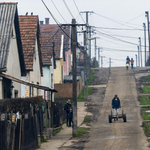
[101,46,146,52]
[72,0,85,23]
[41,0,86,53]
[95,29,148,47]
[51,0,68,23]
[94,26,144,31]
[41,0,71,40]
[94,12,142,29]
[63,0,75,18]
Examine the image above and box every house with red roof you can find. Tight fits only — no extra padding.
[0,3,26,99]
[40,19,71,85]
[19,15,43,97]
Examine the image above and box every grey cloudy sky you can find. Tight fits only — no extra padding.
[3,0,150,67]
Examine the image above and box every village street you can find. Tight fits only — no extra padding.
[82,67,149,150]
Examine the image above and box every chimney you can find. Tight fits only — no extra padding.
[45,18,49,24]
[31,12,33,15]
[40,21,44,25]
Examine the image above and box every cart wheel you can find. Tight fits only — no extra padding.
[108,115,112,123]
[123,114,127,122]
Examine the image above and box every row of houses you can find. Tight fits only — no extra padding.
[0,2,86,101]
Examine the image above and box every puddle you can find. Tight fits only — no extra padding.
[105,136,127,140]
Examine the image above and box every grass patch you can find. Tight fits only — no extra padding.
[87,70,95,84]
[42,138,47,142]
[73,127,90,137]
[148,139,150,143]
[141,110,150,120]
[63,119,67,124]
[142,86,150,93]
[143,122,150,137]
[82,115,92,126]
[77,86,93,102]
[140,96,150,105]
[146,76,150,82]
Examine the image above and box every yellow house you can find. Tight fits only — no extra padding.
[54,58,64,83]
[54,34,64,84]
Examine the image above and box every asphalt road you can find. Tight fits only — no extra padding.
[84,67,149,150]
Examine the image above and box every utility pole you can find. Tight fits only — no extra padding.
[135,54,137,67]
[80,11,93,59]
[101,56,103,68]
[72,19,77,135]
[145,11,150,66]
[83,31,88,106]
[109,58,111,67]
[89,26,91,59]
[61,21,87,136]
[143,23,147,66]
[98,47,100,67]
[137,46,140,67]
[139,37,142,67]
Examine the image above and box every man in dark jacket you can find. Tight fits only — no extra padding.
[64,99,72,126]
[126,56,130,66]
[112,95,121,121]
[68,107,73,127]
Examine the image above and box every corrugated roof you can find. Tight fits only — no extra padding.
[40,24,71,65]
[0,3,26,75]
[0,3,17,70]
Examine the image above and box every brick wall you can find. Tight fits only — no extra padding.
[54,77,83,99]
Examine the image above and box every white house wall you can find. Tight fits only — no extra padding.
[5,23,21,98]
[21,37,41,97]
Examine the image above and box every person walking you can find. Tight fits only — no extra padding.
[64,99,72,126]
[126,62,129,70]
[126,56,130,66]
[131,58,134,69]
[112,95,121,121]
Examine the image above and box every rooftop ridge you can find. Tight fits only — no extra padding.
[0,2,18,4]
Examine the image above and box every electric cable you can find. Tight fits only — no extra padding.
[95,29,148,47]
[94,12,142,29]
[51,0,68,23]
[63,0,75,18]
[73,0,85,23]
[94,26,144,31]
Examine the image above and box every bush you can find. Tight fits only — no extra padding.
[0,96,44,113]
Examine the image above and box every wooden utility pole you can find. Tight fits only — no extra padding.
[72,19,77,136]
[84,31,86,106]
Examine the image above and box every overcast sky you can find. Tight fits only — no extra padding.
[3,0,150,67]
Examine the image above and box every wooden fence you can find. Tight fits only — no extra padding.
[0,101,64,150]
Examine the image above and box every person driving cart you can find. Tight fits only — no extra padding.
[112,94,121,121]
